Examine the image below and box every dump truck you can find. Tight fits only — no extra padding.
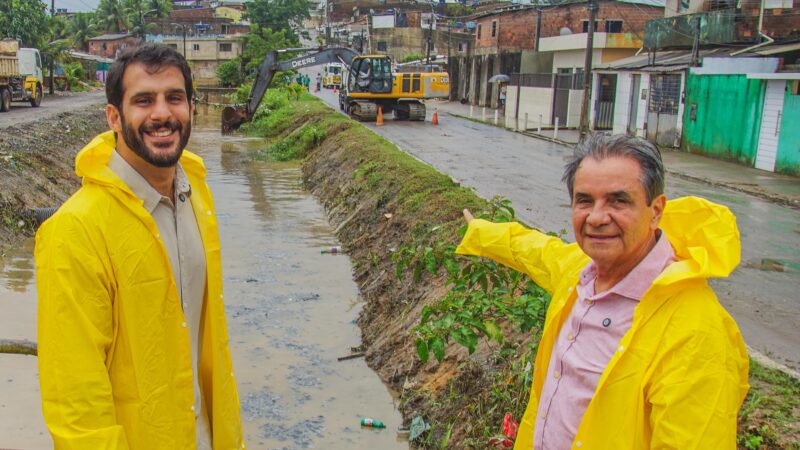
[0,39,44,112]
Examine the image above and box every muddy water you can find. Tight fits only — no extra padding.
[0,108,407,449]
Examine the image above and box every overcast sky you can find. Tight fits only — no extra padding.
[46,0,100,13]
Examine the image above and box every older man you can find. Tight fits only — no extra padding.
[457,134,749,449]
[36,44,245,449]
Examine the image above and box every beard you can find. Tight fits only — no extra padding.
[119,111,191,168]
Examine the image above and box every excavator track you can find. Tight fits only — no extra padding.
[393,101,426,121]
[408,102,426,121]
[348,101,378,122]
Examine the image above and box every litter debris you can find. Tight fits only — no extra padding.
[409,415,431,441]
[384,213,393,219]
[488,412,518,448]
[360,417,386,428]
[336,352,365,361]
[320,246,342,254]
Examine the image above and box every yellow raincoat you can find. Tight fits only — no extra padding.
[36,131,245,449]
[456,196,749,449]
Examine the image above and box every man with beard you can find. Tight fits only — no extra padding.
[35,44,246,449]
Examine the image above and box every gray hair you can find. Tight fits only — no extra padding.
[562,133,665,204]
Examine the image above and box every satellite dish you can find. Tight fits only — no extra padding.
[560,27,572,35]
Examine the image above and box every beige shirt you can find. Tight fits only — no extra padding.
[108,150,212,449]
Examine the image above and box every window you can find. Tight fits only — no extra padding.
[192,43,200,51]
[458,42,467,52]
[581,20,599,32]
[477,24,482,39]
[377,41,387,51]
[605,20,623,33]
[491,20,497,37]
[219,43,232,52]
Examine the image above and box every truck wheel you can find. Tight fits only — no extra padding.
[0,88,10,112]
[30,85,42,107]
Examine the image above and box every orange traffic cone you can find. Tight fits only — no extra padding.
[432,109,439,125]
[376,106,384,126]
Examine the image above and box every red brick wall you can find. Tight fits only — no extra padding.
[171,7,215,20]
[538,1,662,37]
[473,1,663,50]
[87,37,141,58]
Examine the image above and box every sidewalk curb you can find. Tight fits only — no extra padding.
[666,169,800,210]
[748,345,800,380]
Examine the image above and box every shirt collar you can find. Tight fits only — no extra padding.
[108,150,191,213]
[578,230,677,301]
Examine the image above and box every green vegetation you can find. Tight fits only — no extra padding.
[242,94,800,450]
[401,54,426,63]
[217,58,244,87]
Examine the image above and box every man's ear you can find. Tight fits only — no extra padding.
[106,104,122,134]
[650,194,667,229]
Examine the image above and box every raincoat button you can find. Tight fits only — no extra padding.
[191,405,195,412]
[618,345,624,352]
[568,287,573,292]
[206,210,212,216]
[156,233,160,239]
[182,322,188,328]
[576,441,582,448]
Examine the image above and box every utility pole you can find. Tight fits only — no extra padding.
[690,16,700,66]
[49,0,55,94]
[425,2,434,65]
[578,0,598,139]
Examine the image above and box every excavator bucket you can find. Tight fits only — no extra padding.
[221,106,248,135]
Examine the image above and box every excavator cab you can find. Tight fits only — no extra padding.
[347,56,393,94]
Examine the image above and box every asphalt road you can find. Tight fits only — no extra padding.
[0,90,106,128]
[307,78,800,371]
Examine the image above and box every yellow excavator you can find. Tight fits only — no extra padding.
[222,47,450,133]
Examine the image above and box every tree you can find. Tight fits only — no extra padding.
[0,0,50,48]
[244,0,310,43]
[95,0,129,33]
[125,0,158,38]
[68,12,99,51]
[242,26,296,71]
[146,0,171,19]
[217,58,243,87]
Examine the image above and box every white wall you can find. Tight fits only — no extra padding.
[635,73,650,137]
[553,49,603,72]
[692,57,779,75]
[612,72,632,135]
[566,89,583,127]
[372,15,394,29]
[506,86,554,129]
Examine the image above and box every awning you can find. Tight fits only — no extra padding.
[746,72,800,80]
[752,42,800,56]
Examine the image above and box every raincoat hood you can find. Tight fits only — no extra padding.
[659,196,741,282]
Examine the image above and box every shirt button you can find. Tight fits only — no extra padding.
[585,299,594,305]
[182,322,188,328]
[567,332,575,341]
[554,371,561,379]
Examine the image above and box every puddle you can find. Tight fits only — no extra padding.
[0,109,407,449]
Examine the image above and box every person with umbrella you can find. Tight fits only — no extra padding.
[489,74,510,115]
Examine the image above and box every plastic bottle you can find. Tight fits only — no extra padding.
[360,417,386,428]
[320,246,342,254]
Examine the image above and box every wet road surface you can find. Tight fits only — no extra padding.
[0,107,407,449]
[0,91,105,128]
[311,84,800,370]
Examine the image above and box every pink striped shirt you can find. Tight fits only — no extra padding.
[533,232,677,450]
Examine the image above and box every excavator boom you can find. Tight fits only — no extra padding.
[222,47,359,133]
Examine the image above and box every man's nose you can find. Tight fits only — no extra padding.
[150,96,172,122]
[586,204,611,227]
